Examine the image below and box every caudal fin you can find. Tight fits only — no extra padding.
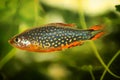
[89,25,105,40]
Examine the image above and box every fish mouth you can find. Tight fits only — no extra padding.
[8,38,14,44]
[8,38,18,48]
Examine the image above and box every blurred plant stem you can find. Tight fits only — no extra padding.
[34,0,39,26]
[78,0,120,79]
[100,50,120,80]
[81,65,95,80]
[89,42,120,79]
[34,0,45,26]
[0,48,16,69]
[88,65,95,80]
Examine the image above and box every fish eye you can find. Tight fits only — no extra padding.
[14,38,21,43]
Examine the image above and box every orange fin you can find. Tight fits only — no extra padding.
[89,25,103,31]
[90,25,105,40]
[68,41,84,48]
[45,23,76,28]
[91,32,105,40]
[62,41,84,49]
[28,41,84,52]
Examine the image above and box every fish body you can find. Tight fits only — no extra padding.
[9,23,104,52]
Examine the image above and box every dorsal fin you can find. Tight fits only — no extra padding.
[44,23,76,28]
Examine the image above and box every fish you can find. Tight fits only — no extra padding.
[8,23,104,52]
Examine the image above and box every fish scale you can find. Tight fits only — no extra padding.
[20,26,91,48]
[9,23,104,52]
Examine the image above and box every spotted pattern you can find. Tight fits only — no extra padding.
[19,26,92,49]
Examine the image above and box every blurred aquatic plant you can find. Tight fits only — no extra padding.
[0,0,120,80]
[81,65,95,80]
[115,5,120,12]
[100,50,120,80]
[78,0,120,79]
[0,49,16,69]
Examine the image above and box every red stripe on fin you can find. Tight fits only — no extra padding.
[91,32,105,40]
[45,23,76,27]
[89,25,103,31]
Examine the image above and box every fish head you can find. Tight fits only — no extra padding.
[8,34,31,50]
